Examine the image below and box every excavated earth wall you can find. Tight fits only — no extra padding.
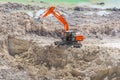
[0,2,120,80]
[6,36,120,80]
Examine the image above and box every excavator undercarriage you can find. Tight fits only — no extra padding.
[54,40,82,48]
[54,31,82,48]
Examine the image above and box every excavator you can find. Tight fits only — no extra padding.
[40,6,84,48]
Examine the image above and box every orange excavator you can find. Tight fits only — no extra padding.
[40,6,84,48]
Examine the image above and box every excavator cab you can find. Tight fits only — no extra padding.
[63,31,75,42]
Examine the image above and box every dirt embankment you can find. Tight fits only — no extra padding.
[0,2,120,80]
[0,12,61,38]
[66,9,120,39]
[1,2,120,39]
[6,38,120,80]
[0,2,42,13]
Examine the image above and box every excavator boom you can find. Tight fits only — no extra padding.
[41,6,69,31]
[41,6,55,18]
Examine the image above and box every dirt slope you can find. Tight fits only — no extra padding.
[0,2,120,80]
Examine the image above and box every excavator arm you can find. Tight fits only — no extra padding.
[41,6,69,31]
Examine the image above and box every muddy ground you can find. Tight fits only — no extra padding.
[0,2,120,80]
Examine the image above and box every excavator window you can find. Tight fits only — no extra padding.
[65,32,73,42]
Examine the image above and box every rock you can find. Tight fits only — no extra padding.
[40,1,46,3]
[8,36,30,56]
[96,2,105,5]
[74,6,99,11]
[91,68,109,80]
[95,58,103,65]
[70,69,82,77]
[0,36,7,53]
[39,65,48,76]
[74,6,84,11]
[0,39,4,52]
[106,7,120,11]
